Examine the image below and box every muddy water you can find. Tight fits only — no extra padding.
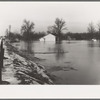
[13,40,100,84]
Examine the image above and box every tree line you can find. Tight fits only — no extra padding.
[5,18,100,42]
[5,20,46,42]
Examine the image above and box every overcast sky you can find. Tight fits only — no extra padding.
[0,2,100,36]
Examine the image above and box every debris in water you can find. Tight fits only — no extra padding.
[48,66,77,72]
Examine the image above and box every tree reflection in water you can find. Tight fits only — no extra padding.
[99,40,100,47]
[24,41,34,54]
[88,40,100,47]
[53,43,65,61]
[88,40,94,47]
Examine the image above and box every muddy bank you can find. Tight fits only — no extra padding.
[3,41,54,84]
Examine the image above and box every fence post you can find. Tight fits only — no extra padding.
[0,39,4,83]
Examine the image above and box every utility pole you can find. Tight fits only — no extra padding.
[9,25,11,33]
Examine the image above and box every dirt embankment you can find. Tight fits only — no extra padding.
[2,41,54,84]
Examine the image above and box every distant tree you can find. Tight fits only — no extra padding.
[5,25,16,42]
[97,22,100,40]
[87,22,96,39]
[48,18,67,43]
[21,19,35,41]
[47,26,54,34]
[32,32,46,40]
[97,22,100,33]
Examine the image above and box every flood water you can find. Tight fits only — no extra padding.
[13,40,100,84]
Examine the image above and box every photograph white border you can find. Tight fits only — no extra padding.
[0,1,100,99]
[0,85,100,98]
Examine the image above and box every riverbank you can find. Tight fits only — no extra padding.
[2,41,53,84]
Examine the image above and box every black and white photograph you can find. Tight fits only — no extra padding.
[1,1,100,85]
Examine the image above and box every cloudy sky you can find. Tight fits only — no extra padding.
[0,2,100,36]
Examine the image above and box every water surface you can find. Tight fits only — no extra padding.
[13,40,100,84]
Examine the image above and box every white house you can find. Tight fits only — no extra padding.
[39,34,56,42]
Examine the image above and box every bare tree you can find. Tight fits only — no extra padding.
[87,22,96,39]
[48,18,67,42]
[21,19,35,41]
[47,26,56,35]
[96,22,100,40]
